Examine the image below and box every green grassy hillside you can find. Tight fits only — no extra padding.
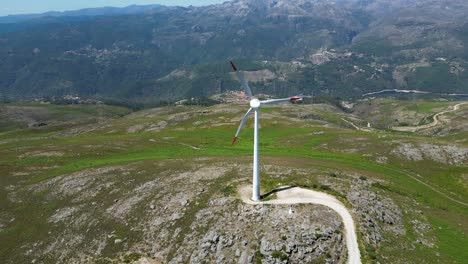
[0,100,466,263]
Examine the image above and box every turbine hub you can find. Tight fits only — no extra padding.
[250,98,261,108]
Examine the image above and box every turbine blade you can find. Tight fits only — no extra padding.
[260,98,290,105]
[232,107,253,145]
[290,95,303,102]
[230,61,253,99]
[230,61,237,72]
[260,96,303,105]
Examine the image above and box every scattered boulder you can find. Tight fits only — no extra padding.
[28,122,48,128]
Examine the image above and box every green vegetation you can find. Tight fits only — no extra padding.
[0,102,131,132]
[123,253,141,263]
[181,97,221,107]
[353,98,464,129]
[404,101,450,114]
[365,245,377,260]
[221,184,236,197]
[271,250,288,261]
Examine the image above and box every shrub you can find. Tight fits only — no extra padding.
[123,253,141,263]
[271,251,288,261]
[221,185,235,196]
[366,246,377,260]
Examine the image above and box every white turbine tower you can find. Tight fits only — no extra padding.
[230,61,302,201]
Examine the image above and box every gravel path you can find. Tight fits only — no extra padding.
[239,186,361,264]
[392,102,468,132]
[341,118,372,132]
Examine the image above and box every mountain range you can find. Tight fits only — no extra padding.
[0,4,168,24]
[0,0,467,102]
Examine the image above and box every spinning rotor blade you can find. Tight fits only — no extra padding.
[260,98,290,105]
[260,96,303,105]
[230,61,253,100]
[232,107,253,145]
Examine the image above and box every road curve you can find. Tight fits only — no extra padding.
[392,102,468,132]
[341,118,373,132]
[239,186,361,264]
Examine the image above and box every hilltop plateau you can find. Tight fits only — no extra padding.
[0,98,466,263]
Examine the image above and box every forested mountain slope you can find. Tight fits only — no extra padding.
[0,0,467,101]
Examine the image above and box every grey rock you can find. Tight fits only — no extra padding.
[216,255,225,264]
[239,250,249,264]
[201,242,211,249]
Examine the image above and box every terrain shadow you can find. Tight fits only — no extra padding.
[261,185,296,200]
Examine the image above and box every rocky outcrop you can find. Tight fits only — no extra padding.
[186,201,345,264]
[347,183,404,245]
[392,142,468,165]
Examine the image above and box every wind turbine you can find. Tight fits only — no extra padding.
[230,61,302,201]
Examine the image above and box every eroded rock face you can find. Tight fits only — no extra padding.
[179,201,345,264]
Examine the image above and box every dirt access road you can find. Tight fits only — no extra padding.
[239,186,361,264]
[392,102,468,132]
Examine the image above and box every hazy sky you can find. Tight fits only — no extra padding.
[0,0,228,16]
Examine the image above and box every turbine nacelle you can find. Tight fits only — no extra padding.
[250,98,261,108]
